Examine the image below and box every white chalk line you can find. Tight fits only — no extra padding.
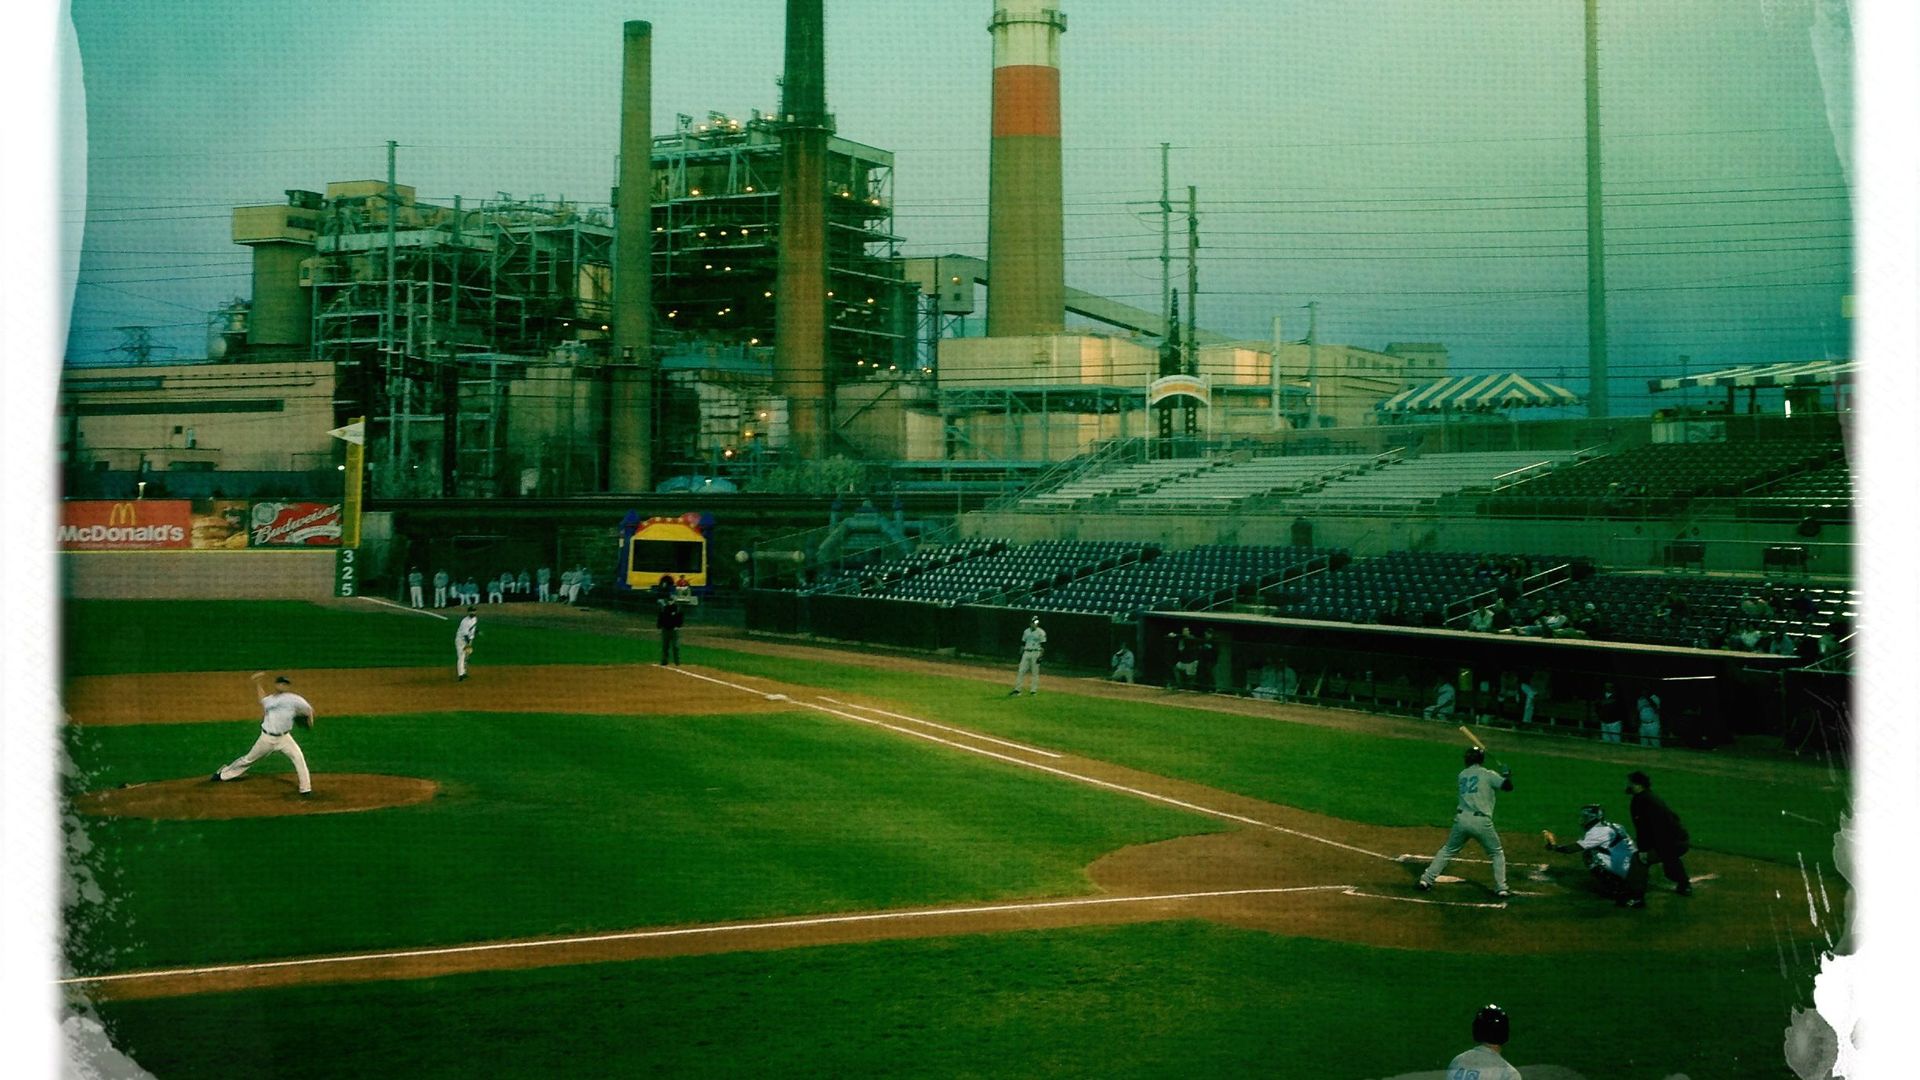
[60,884,1364,988]
[356,596,449,621]
[818,697,1064,759]
[670,667,1396,864]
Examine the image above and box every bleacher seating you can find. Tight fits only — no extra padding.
[1520,573,1860,651]
[1027,544,1332,618]
[1282,451,1573,512]
[1266,551,1579,626]
[1020,459,1215,509]
[863,539,1154,605]
[1119,454,1375,511]
[804,537,1005,596]
[1485,438,1844,515]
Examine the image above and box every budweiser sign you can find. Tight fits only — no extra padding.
[250,502,344,547]
[59,501,192,550]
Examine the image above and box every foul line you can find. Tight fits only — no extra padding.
[671,667,1395,864]
[819,697,1063,759]
[357,596,449,621]
[59,885,1354,988]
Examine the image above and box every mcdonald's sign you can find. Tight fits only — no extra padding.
[59,500,192,550]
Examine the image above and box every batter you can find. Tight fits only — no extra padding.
[1418,746,1513,899]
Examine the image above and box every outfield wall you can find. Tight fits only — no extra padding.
[63,551,337,599]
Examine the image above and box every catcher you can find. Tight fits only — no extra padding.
[210,673,315,796]
[1544,804,1649,908]
[456,605,479,681]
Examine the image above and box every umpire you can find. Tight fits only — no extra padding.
[1626,770,1692,896]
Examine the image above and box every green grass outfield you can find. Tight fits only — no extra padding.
[90,924,1805,1080]
[64,600,1841,1077]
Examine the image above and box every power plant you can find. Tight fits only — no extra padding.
[94,3,1472,498]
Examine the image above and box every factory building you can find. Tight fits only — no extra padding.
[226,182,620,497]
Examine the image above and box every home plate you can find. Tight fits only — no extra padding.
[766,693,789,701]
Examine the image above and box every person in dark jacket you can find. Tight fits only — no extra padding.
[655,580,686,666]
[1626,770,1692,895]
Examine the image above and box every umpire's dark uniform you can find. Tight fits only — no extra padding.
[1627,771,1692,895]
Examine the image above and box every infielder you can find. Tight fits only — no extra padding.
[1009,616,1046,696]
[211,673,314,795]
[407,566,425,608]
[455,605,479,681]
[1447,1004,1521,1080]
[1417,746,1513,899]
[1547,803,1649,907]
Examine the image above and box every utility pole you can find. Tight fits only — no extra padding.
[1185,185,1199,439]
[1185,185,1198,375]
[385,139,400,458]
[1306,301,1320,429]
[1159,142,1171,339]
[1583,0,1609,417]
[1269,315,1284,431]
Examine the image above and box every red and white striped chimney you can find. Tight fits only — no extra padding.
[986,6,1067,338]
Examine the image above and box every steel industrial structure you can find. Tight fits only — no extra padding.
[232,180,622,497]
[650,112,916,415]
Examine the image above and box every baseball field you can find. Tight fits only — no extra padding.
[59,598,1847,1078]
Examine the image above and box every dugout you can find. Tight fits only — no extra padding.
[1137,610,1803,744]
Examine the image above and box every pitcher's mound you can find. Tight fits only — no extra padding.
[76,774,439,820]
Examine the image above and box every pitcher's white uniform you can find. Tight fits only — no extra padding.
[215,678,313,794]
[1419,756,1512,896]
[1011,619,1047,695]
[456,610,479,680]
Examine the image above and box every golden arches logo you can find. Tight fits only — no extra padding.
[108,502,140,527]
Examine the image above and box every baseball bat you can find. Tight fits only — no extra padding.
[1458,725,1485,750]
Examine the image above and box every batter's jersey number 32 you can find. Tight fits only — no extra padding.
[335,548,358,597]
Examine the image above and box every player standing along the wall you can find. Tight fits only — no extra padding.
[1009,616,1047,696]
[1447,1005,1522,1080]
[211,673,315,796]
[455,605,479,682]
[432,568,450,608]
[407,566,425,608]
[1417,746,1513,899]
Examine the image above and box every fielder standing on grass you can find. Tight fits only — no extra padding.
[1417,744,1513,900]
[211,673,315,797]
[456,605,479,681]
[1009,616,1046,696]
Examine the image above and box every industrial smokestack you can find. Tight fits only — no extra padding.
[610,19,654,491]
[775,0,832,459]
[986,5,1067,338]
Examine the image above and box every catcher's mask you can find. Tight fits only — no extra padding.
[1472,1004,1510,1045]
[1578,804,1605,829]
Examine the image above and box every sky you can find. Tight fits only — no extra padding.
[59,0,1855,416]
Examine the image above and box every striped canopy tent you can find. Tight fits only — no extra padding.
[1648,358,1855,393]
[1377,372,1582,414]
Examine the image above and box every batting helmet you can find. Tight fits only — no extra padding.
[1464,746,1486,766]
[1472,1003,1510,1045]
[1578,803,1605,829]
